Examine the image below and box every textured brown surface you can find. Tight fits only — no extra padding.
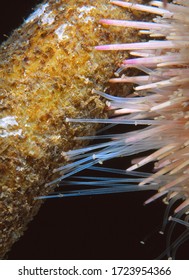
[0,0,139,258]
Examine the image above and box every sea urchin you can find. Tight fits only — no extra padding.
[46,0,189,258]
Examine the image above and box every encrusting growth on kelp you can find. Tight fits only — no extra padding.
[0,0,141,258]
[45,0,189,257]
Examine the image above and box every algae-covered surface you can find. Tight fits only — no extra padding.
[0,0,140,258]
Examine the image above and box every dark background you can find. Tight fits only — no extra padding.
[0,0,189,260]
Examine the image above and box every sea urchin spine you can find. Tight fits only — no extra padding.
[50,0,189,256]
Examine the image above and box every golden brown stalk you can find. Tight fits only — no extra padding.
[0,0,140,258]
